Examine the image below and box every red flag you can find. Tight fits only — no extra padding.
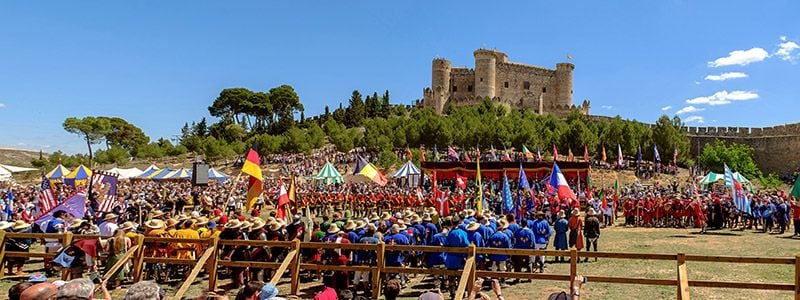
[553,145,559,161]
[436,189,450,216]
[455,174,467,189]
[583,145,589,162]
[276,181,289,220]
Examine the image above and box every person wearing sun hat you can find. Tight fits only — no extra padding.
[383,224,410,269]
[568,207,584,251]
[532,211,552,273]
[6,220,33,275]
[219,219,247,288]
[488,219,512,284]
[99,213,119,236]
[249,218,270,282]
[170,218,200,260]
[343,220,361,247]
[583,208,601,262]
[422,213,439,245]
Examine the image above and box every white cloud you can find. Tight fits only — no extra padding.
[16,142,25,146]
[601,105,613,110]
[704,72,748,81]
[707,48,769,67]
[676,106,705,115]
[661,106,672,111]
[684,116,705,123]
[0,103,6,108]
[686,90,759,106]
[694,81,701,85]
[775,36,800,63]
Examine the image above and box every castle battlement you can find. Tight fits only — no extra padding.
[686,123,800,138]
[422,49,585,116]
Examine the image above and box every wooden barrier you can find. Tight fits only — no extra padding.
[1,232,799,299]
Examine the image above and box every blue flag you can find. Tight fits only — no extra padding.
[518,164,531,192]
[654,144,661,162]
[34,193,87,227]
[636,145,642,164]
[502,173,513,214]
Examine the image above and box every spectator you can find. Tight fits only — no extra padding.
[383,279,401,300]
[19,282,57,300]
[124,281,164,300]
[56,278,111,300]
[8,281,34,300]
[235,281,264,300]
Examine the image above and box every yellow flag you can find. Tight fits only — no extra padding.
[477,154,483,212]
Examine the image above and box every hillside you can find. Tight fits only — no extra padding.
[0,147,46,167]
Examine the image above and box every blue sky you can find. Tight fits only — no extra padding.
[1,1,798,154]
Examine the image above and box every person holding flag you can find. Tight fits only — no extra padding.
[241,149,264,212]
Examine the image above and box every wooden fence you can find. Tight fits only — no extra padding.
[1,232,798,300]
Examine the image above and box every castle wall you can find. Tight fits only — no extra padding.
[686,123,800,174]
[495,63,556,112]
[450,68,476,105]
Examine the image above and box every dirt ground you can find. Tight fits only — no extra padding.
[1,223,799,300]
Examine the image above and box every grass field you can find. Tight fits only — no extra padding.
[1,224,798,299]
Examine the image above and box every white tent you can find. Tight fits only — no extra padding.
[0,163,38,181]
[107,167,144,179]
[391,160,421,188]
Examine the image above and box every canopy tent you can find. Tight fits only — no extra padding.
[150,168,174,180]
[46,165,71,179]
[313,161,343,185]
[0,167,11,181]
[0,164,37,173]
[392,160,421,188]
[208,168,230,181]
[161,168,191,180]
[64,165,92,187]
[107,167,144,179]
[136,165,162,179]
[699,171,751,185]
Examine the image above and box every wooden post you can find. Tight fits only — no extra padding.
[174,247,215,300]
[795,255,800,300]
[270,248,298,285]
[0,231,6,279]
[455,257,475,300]
[372,242,385,299]
[290,239,301,296]
[207,236,220,292]
[61,232,74,281]
[569,248,578,293]
[677,253,690,300]
[132,234,147,282]
[467,244,477,293]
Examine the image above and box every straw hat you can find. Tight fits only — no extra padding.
[144,219,165,230]
[422,214,432,222]
[225,219,243,229]
[557,211,566,218]
[536,211,545,217]
[355,220,366,229]
[343,220,357,231]
[497,219,509,230]
[366,223,377,232]
[195,217,209,226]
[587,208,597,216]
[240,221,252,230]
[390,224,402,234]
[177,214,191,222]
[368,212,380,222]
[250,219,266,231]
[410,214,422,223]
[396,219,407,230]
[150,210,165,219]
[466,222,480,231]
[463,209,475,217]
[327,223,341,234]
[269,219,283,231]
[165,218,179,228]
[11,220,31,231]
[104,213,118,221]
[70,219,87,228]
[0,221,12,230]
[571,208,580,216]
[120,221,136,231]
[380,212,392,221]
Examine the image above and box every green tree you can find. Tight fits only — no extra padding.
[651,115,689,164]
[95,146,130,166]
[193,118,208,137]
[63,117,112,167]
[698,140,762,179]
[99,117,149,152]
[345,90,365,127]
[269,85,303,134]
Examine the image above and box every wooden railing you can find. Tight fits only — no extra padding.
[1,232,798,300]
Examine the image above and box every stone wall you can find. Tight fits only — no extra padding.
[686,123,800,174]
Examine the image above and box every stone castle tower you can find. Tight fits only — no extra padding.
[422,49,590,115]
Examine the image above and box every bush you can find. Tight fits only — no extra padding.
[377,149,400,170]
[95,146,131,166]
[759,173,785,190]
[135,143,166,159]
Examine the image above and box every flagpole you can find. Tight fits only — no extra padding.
[223,172,243,212]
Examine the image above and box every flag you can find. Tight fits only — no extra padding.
[673,144,678,165]
[35,193,87,227]
[583,145,589,162]
[568,147,574,162]
[447,146,459,161]
[434,145,440,162]
[636,145,642,164]
[518,164,531,193]
[791,174,800,198]
[502,147,512,162]
[455,174,467,189]
[93,172,120,213]
[406,146,413,161]
[276,181,289,219]
[600,188,607,210]
[3,192,12,219]
[617,144,624,166]
[39,175,57,213]
[723,163,735,188]
[502,172,513,213]
[653,144,661,162]
[490,145,497,161]
[243,149,264,211]
[586,166,593,199]
[548,162,576,200]
[553,145,559,161]
[420,146,426,162]
[725,164,751,215]
[436,189,450,217]
[288,176,297,211]
[522,145,533,160]
[463,146,471,162]
[358,162,388,186]
[536,145,542,162]
[477,154,483,212]
[602,145,607,161]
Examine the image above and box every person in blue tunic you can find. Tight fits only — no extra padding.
[553,211,569,263]
[512,216,536,279]
[532,211,552,273]
[488,219,512,284]
[465,221,485,269]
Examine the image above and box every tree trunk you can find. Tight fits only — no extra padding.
[86,136,93,168]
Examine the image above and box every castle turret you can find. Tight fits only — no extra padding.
[428,58,451,113]
[473,49,498,100]
[555,62,574,108]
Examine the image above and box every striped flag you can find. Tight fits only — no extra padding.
[38,175,57,213]
[447,146,459,161]
[94,172,120,213]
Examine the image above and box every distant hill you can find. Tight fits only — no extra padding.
[0,147,46,167]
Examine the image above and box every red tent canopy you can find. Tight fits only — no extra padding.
[421,161,590,182]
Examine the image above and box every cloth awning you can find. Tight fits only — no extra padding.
[313,161,343,185]
[107,167,144,179]
[392,160,421,178]
[208,168,230,181]
[0,164,37,173]
[699,171,751,184]
[46,164,71,179]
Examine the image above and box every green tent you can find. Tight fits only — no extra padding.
[313,161,343,185]
[699,171,750,185]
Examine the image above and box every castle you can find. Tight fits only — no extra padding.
[422,49,590,115]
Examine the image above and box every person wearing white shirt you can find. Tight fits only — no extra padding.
[99,213,119,236]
